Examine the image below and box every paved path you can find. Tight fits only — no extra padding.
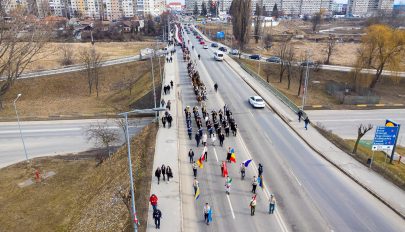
[147,37,181,231]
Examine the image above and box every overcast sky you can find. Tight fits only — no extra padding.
[167,0,404,6]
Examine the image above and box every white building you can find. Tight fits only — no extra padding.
[347,0,394,16]
[280,0,332,15]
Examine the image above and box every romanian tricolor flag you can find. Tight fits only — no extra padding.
[229,148,236,163]
[195,187,200,200]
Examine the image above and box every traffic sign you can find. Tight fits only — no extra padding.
[216,31,225,39]
[372,126,399,151]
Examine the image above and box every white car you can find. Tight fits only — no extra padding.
[214,51,224,61]
[203,44,209,49]
[249,96,265,108]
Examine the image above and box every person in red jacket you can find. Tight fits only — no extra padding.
[150,194,158,211]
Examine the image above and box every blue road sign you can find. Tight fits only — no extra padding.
[216,31,225,39]
[372,126,399,151]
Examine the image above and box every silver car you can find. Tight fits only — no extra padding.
[249,96,265,108]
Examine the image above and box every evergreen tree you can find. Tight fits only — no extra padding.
[271,3,279,18]
[201,1,208,16]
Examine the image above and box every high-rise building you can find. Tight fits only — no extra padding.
[347,0,394,16]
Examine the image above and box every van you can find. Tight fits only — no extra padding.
[214,51,224,61]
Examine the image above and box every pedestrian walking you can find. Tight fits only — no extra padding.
[297,110,303,122]
[187,126,192,140]
[170,57,173,63]
[161,99,166,107]
[202,133,207,146]
[225,176,232,195]
[211,133,216,146]
[304,117,310,130]
[252,176,258,193]
[240,163,246,180]
[162,116,166,128]
[167,114,173,128]
[170,80,174,89]
[203,203,211,225]
[161,164,166,181]
[269,194,276,214]
[166,166,173,182]
[226,147,232,162]
[166,100,171,111]
[258,163,263,176]
[155,167,162,184]
[192,161,198,177]
[195,133,201,147]
[193,178,199,195]
[204,148,208,162]
[219,133,225,146]
[153,208,162,229]
[150,194,158,211]
[250,195,257,216]
[188,149,195,163]
[214,83,218,92]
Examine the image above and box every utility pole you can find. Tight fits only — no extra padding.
[13,94,29,162]
[301,50,310,110]
[150,52,157,121]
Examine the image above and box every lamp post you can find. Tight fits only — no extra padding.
[118,107,165,232]
[13,93,28,162]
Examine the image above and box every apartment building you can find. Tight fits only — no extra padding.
[347,0,394,16]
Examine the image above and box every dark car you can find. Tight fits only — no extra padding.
[211,43,219,47]
[249,54,261,60]
[301,60,315,67]
[219,47,227,52]
[266,56,281,63]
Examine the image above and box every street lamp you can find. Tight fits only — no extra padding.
[13,93,29,162]
[118,107,165,232]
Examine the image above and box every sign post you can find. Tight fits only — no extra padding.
[386,120,400,164]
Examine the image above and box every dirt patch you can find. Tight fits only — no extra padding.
[0,123,158,232]
[0,59,162,119]
[238,59,405,108]
[26,42,157,72]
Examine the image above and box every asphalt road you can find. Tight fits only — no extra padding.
[0,118,152,168]
[178,26,405,231]
[307,109,405,147]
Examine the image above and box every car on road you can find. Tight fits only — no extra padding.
[200,41,205,45]
[219,47,227,52]
[266,56,281,63]
[300,60,315,67]
[196,35,201,39]
[214,51,224,61]
[249,96,265,108]
[229,49,239,55]
[211,43,219,47]
[249,54,261,60]
[203,44,209,49]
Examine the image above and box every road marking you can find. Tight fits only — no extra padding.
[249,110,254,117]
[289,168,302,186]
[264,133,273,145]
[213,147,219,162]
[226,195,236,219]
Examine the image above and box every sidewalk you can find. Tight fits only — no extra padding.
[223,55,405,219]
[146,39,181,231]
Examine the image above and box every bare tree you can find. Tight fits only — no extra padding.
[80,47,103,97]
[59,44,75,66]
[353,124,373,154]
[253,3,262,44]
[277,36,293,83]
[285,45,295,89]
[230,0,252,51]
[324,35,336,65]
[87,121,119,156]
[0,7,49,109]
[264,34,273,49]
[311,12,323,32]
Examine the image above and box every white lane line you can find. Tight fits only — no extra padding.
[226,195,236,219]
[236,133,289,232]
[213,147,219,163]
[249,110,254,117]
[289,168,302,186]
[263,133,273,145]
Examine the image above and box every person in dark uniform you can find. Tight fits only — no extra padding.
[153,208,162,229]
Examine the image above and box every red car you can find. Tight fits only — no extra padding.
[196,35,201,39]
[200,41,205,45]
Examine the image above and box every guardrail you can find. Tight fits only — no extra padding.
[237,60,307,119]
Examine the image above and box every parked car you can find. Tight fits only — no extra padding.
[211,43,219,47]
[249,54,261,60]
[266,56,281,63]
[196,35,201,39]
[200,41,205,45]
[249,96,265,108]
[229,49,239,55]
[219,47,227,52]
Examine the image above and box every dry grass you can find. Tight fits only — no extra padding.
[239,59,405,108]
[0,59,162,119]
[0,123,158,232]
[26,42,156,72]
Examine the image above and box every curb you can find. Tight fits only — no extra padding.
[224,57,405,220]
